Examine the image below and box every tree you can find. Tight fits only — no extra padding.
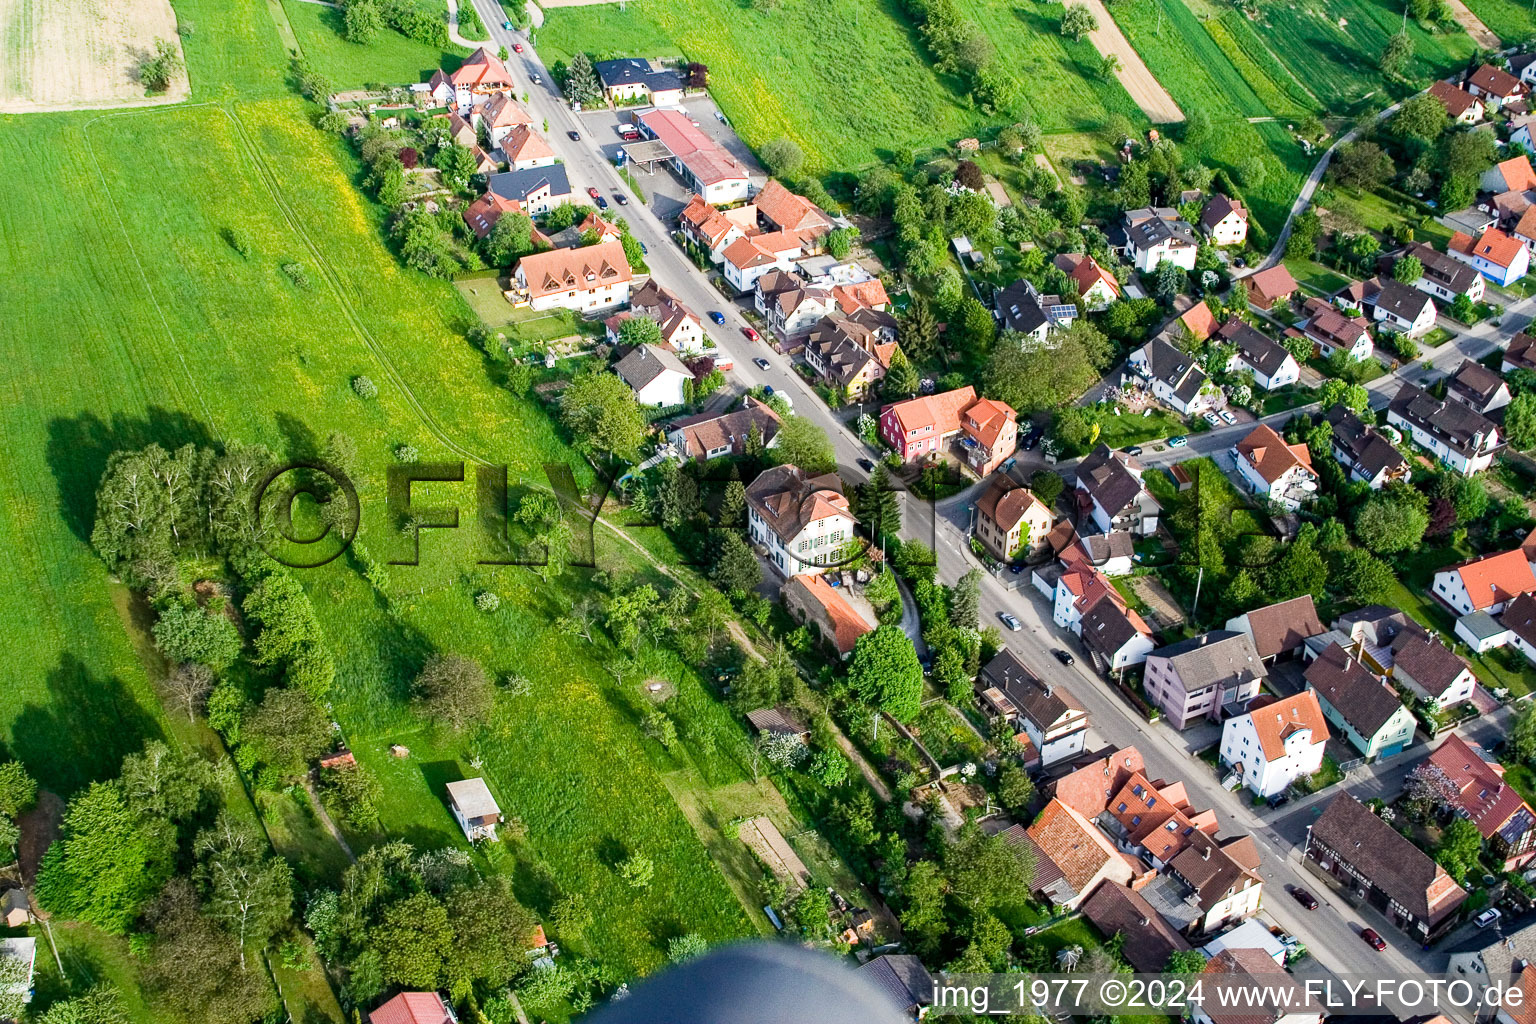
[1404,762,1459,818]
[372,891,454,988]
[668,933,709,964]
[1155,261,1187,304]
[618,852,655,889]
[1097,52,1121,78]
[1332,547,1396,605]
[943,819,1032,915]
[1353,488,1429,554]
[1435,818,1483,884]
[1331,142,1394,191]
[856,464,902,540]
[344,0,382,42]
[1030,470,1064,508]
[1237,156,1267,189]
[1392,94,1448,145]
[241,686,332,776]
[618,316,665,350]
[515,492,572,582]
[1318,378,1370,413]
[955,160,986,191]
[443,876,537,993]
[152,599,242,671]
[195,811,293,968]
[934,646,971,705]
[997,761,1034,812]
[1166,949,1208,977]
[34,985,133,1024]
[952,569,982,629]
[899,860,949,957]
[826,227,853,260]
[142,880,272,1023]
[761,137,805,177]
[883,348,920,398]
[119,741,214,821]
[560,371,646,461]
[562,52,602,106]
[1509,702,1536,762]
[606,583,660,653]
[484,211,535,266]
[1286,209,1322,259]
[35,781,175,933]
[711,532,763,597]
[984,320,1113,412]
[1393,254,1424,284]
[772,415,837,474]
[1379,31,1412,79]
[1061,3,1098,39]
[848,625,924,722]
[900,294,939,365]
[1505,393,1536,450]
[953,296,998,362]
[809,749,849,786]
[1442,129,1498,179]
[413,654,494,732]
[0,761,37,819]
[139,37,183,91]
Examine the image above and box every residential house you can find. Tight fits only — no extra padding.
[1046,558,1129,636]
[977,649,1090,767]
[1309,605,1424,675]
[1433,548,1536,616]
[1450,226,1531,286]
[1246,265,1298,311]
[1200,194,1248,246]
[1517,52,1536,85]
[1371,278,1438,336]
[1178,300,1218,343]
[593,58,684,105]
[1219,691,1330,799]
[1054,253,1122,309]
[616,279,704,353]
[666,397,781,461]
[880,387,1018,476]
[0,937,35,1009]
[512,240,632,312]
[1502,590,1536,662]
[721,232,802,294]
[1123,207,1198,272]
[1219,320,1300,391]
[461,191,525,239]
[1425,733,1536,868]
[426,47,514,112]
[1005,798,1138,910]
[613,344,691,407]
[444,111,478,149]
[446,778,501,842]
[857,955,934,1021]
[1191,948,1322,1024]
[1143,630,1266,729]
[1429,79,1485,124]
[754,271,835,339]
[994,278,1076,344]
[1080,884,1191,972]
[1403,242,1486,306]
[1452,924,1536,1011]
[488,164,576,216]
[1484,154,1536,195]
[1157,835,1264,934]
[679,194,754,264]
[636,107,750,204]
[1304,642,1415,759]
[1232,424,1318,510]
[1202,919,1288,965]
[974,476,1053,561]
[746,465,856,577]
[479,92,534,147]
[1304,792,1468,941]
[1446,358,1513,415]
[1467,64,1527,111]
[1075,444,1162,536]
[1505,332,1536,374]
[1063,530,1137,577]
[752,180,835,247]
[1081,599,1157,673]
[1225,595,1326,663]
[1324,404,1411,489]
[1302,302,1374,362]
[497,123,556,170]
[1517,205,1536,258]
[803,309,900,399]
[368,992,454,1024]
[782,573,873,658]
[1128,337,1215,415]
[1388,381,1502,475]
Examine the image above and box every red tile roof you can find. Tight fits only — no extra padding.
[1429,79,1482,118]
[1179,301,1217,342]
[752,180,833,237]
[1234,423,1315,485]
[787,574,873,655]
[1427,733,1534,842]
[1449,548,1536,611]
[1053,746,1147,819]
[516,240,632,300]
[1026,798,1124,894]
[638,108,748,186]
[462,192,524,238]
[1470,63,1524,98]
[884,386,977,437]
[1506,964,1536,1024]
[448,47,514,90]
[1247,264,1298,304]
[369,993,453,1024]
[1246,691,1329,760]
[962,397,1016,450]
[1453,226,1526,269]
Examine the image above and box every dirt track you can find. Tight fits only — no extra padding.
[0,0,189,113]
[1079,0,1183,124]
[1444,0,1500,49]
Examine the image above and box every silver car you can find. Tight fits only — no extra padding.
[998,612,1022,631]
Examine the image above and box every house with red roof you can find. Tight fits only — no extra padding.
[879,386,1018,475]
[427,48,515,113]
[1176,299,1218,343]
[368,993,454,1024]
[497,123,556,170]
[1429,79,1485,124]
[1000,798,1141,910]
[1466,64,1527,112]
[1053,253,1121,310]
[678,194,756,263]
[1231,424,1317,511]
[782,573,875,658]
[1450,226,1531,286]
[637,107,750,204]
[974,476,1053,560]
[1246,264,1298,311]
[1432,548,1536,616]
[1219,691,1329,798]
[1426,733,1536,868]
[1192,948,1323,1024]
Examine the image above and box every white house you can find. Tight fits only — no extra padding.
[1388,382,1502,476]
[1219,320,1300,391]
[746,464,856,577]
[1466,63,1527,112]
[1446,359,1513,415]
[1080,599,1156,672]
[512,240,633,313]
[1431,548,1536,617]
[613,344,692,407]
[1324,405,1410,490]
[1450,226,1531,286]
[1429,79,1485,124]
[1128,338,1215,414]
[1122,207,1198,273]
[679,195,754,264]
[1219,691,1330,799]
[624,279,709,355]
[976,649,1089,767]
[1370,279,1437,337]
[1231,424,1318,511]
[1199,195,1248,247]
[1054,253,1121,310]
[446,778,502,842]
[1402,242,1486,307]
[721,234,799,294]
[1391,632,1477,711]
[1303,304,1374,362]
[1075,444,1161,536]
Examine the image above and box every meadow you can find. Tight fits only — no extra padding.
[280,0,470,90]
[1459,0,1536,42]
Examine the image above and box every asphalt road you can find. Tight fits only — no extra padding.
[459,20,1523,982]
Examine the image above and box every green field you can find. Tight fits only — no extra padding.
[1460,0,1536,42]
[281,0,469,90]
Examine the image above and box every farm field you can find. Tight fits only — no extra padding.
[1459,0,1536,41]
[280,0,469,90]
[0,0,188,112]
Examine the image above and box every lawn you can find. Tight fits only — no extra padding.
[1459,0,1536,42]
[1095,406,1188,449]
[1284,256,1351,295]
[280,0,470,90]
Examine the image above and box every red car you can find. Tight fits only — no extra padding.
[742,327,760,342]
[512,42,523,52]
[1360,928,1386,951]
[587,186,601,200]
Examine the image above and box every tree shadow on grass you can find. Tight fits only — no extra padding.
[9,652,166,798]
[45,408,217,546]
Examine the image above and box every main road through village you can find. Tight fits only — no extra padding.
[460,6,1536,987]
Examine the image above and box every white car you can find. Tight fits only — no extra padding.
[1476,908,1502,929]
[1219,410,1236,425]
[1203,411,1222,426]
[998,612,1022,631]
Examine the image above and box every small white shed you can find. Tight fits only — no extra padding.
[446,778,502,842]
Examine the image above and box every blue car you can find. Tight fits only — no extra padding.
[1167,435,1188,448]
[709,311,726,325]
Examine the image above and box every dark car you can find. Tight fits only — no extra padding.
[1022,429,1040,451]
[857,457,876,472]
[614,193,628,205]
[1361,928,1386,951]
[595,196,608,210]
[753,357,770,370]
[709,311,726,325]
[1009,563,1026,574]
[1124,445,1143,456]
[1289,887,1318,911]
[568,130,581,141]
[1053,649,1074,666]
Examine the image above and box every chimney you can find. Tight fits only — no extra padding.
[1200,845,1210,860]
[1139,914,1151,927]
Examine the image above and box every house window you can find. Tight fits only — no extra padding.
[1116,802,1127,813]
[1131,815,1141,826]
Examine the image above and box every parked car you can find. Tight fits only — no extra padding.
[512,41,523,52]
[502,20,514,30]
[1219,410,1237,425]
[614,193,628,205]
[857,457,876,472]
[1167,435,1188,447]
[595,196,608,210]
[753,357,770,370]
[587,186,601,199]
[1203,411,1221,426]
[709,311,726,325]
[715,111,727,123]
[1476,908,1503,929]
[1053,649,1074,666]
[639,242,648,255]
[742,327,761,342]
[1124,445,1143,456]
[568,130,581,141]
[1360,928,1386,951]
[530,73,541,85]
[1009,563,1026,574]
[1289,887,1318,910]
[999,612,1022,631]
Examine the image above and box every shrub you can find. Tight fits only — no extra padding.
[394,443,419,462]
[475,591,501,612]
[281,262,312,289]
[351,375,378,399]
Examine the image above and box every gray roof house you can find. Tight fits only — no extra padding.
[613,344,692,407]
[1143,630,1266,729]
[1446,359,1512,415]
[1075,444,1161,537]
[488,164,573,206]
[1323,405,1410,489]
[857,954,934,1020]
[1387,382,1502,476]
[1129,337,1214,414]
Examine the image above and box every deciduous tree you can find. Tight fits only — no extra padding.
[848,625,923,722]
[413,654,494,732]
[560,371,646,461]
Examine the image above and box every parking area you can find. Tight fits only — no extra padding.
[576,94,767,221]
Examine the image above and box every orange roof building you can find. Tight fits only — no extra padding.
[783,573,875,657]
[1232,424,1316,508]
[512,240,633,312]
[879,387,1018,475]
[1220,691,1330,799]
[1177,301,1217,342]
[1449,226,1532,285]
[1432,547,1536,615]
[1017,798,1139,909]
